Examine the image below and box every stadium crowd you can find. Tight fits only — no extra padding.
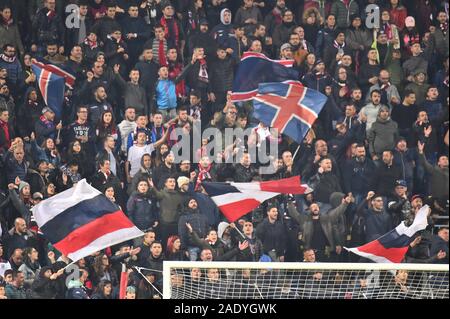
[0,0,448,299]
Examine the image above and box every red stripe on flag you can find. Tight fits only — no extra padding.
[219,199,262,222]
[260,176,306,194]
[357,240,409,263]
[53,211,134,255]
[39,69,51,102]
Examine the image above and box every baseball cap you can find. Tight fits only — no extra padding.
[395,180,407,188]
[411,194,423,202]
[33,192,44,200]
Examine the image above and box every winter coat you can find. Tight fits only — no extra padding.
[287,200,350,250]
[255,218,288,257]
[368,117,399,157]
[370,162,403,197]
[210,55,237,93]
[309,171,343,204]
[0,22,24,54]
[178,208,209,249]
[330,0,359,28]
[342,157,376,195]
[31,7,64,47]
[418,153,449,200]
[356,202,393,243]
[126,191,158,231]
[151,188,186,225]
[115,73,148,116]
[346,28,373,52]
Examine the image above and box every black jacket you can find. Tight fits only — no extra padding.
[370,162,403,197]
[255,218,287,257]
[210,54,237,93]
[178,208,209,249]
[32,7,65,47]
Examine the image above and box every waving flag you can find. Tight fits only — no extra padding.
[31,179,143,262]
[32,57,76,88]
[345,205,430,263]
[202,176,311,222]
[231,52,300,102]
[253,83,327,143]
[31,61,65,119]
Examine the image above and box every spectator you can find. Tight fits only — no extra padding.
[367,106,399,160]
[0,107,14,154]
[391,90,418,142]
[114,67,148,117]
[360,90,386,132]
[387,179,412,226]
[309,157,342,204]
[422,86,443,125]
[358,49,381,96]
[392,137,417,191]
[31,0,65,56]
[287,194,353,261]
[155,65,177,120]
[34,107,60,146]
[370,150,402,197]
[127,179,158,231]
[430,227,449,264]
[17,247,40,289]
[404,70,430,107]
[357,192,393,243]
[234,0,263,26]
[255,205,287,262]
[343,144,376,204]
[330,0,359,29]
[0,7,25,56]
[5,270,27,299]
[417,141,449,202]
[272,10,296,49]
[315,14,337,59]
[178,197,209,261]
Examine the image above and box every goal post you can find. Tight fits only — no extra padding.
[163,261,449,299]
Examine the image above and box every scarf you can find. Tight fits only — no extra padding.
[333,40,345,50]
[196,163,212,191]
[84,38,98,49]
[0,119,10,148]
[188,10,197,31]
[161,16,180,47]
[198,59,209,83]
[440,22,448,35]
[1,17,13,27]
[272,7,283,25]
[151,125,165,143]
[152,38,167,65]
[46,9,57,20]
[169,61,186,97]
[159,40,168,66]
[382,23,393,39]
[0,54,16,63]
[39,115,54,128]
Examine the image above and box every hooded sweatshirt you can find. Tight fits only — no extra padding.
[211,9,234,48]
[368,107,399,157]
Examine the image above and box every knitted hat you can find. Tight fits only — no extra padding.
[177,176,190,188]
[19,181,30,193]
[405,16,415,28]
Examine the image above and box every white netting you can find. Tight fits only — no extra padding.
[162,262,449,299]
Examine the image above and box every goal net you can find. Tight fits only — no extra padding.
[163,261,449,299]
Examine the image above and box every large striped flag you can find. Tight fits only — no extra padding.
[231,52,300,102]
[31,61,65,119]
[31,179,143,262]
[253,83,327,143]
[202,176,310,222]
[31,57,76,89]
[345,205,430,263]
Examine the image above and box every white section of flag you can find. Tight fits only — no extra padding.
[31,179,101,227]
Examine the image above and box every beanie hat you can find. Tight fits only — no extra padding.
[19,181,30,193]
[177,176,190,188]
